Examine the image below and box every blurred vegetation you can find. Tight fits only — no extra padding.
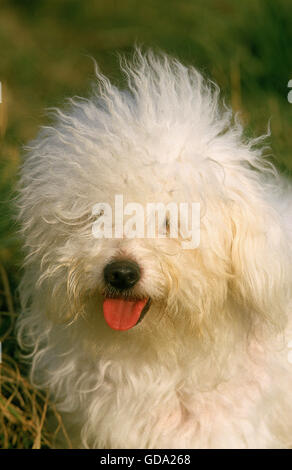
[0,0,291,448]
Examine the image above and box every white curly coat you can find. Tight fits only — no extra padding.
[17,51,292,448]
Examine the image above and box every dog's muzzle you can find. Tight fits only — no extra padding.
[102,259,150,331]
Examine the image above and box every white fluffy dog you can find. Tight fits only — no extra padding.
[17,50,292,449]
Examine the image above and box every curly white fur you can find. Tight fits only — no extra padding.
[17,50,292,448]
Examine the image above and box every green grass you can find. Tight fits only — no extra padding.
[0,0,291,448]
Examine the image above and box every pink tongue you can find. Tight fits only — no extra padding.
[103,298,148,331]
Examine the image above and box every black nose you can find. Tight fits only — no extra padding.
[104,260,141,290]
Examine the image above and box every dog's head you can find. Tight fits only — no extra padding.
[18,51,291,349]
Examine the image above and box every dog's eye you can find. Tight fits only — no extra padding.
[157,216,170,236]
[165,217,170,234]
[96,209,104,218]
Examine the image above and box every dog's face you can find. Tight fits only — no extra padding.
[40,158,240,344]
[30,150,290,348]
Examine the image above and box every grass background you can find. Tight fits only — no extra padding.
[0,0,291,448]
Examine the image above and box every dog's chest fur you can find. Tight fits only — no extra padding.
[57,330,292,449]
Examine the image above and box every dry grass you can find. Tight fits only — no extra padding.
[0,263,72,449]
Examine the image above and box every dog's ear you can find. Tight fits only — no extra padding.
[229,196,291,329]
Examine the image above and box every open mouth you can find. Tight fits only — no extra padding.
[103,297,151,331]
